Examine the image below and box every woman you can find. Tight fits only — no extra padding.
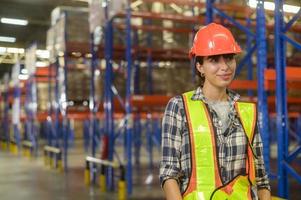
[159,23,271,200]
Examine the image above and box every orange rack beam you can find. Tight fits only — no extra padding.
[35,67,54,76]
[65,42,189,61]
[134,0,205,7]
[265,67,301,81]
[34,111,164,122]
[131,95,171,108]
[270,112,300,118]
[116,11,200,23]
[114,23,193,33]
[229,80,258,90]
[230,79,301,91]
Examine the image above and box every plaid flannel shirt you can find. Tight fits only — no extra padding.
[159,87,270,199]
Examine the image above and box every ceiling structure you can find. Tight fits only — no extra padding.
[0,0,88,48]
[0,0,88,78]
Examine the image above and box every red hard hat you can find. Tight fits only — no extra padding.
[189,23,242,58]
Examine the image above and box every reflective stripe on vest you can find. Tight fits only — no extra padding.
[182,91,256,200]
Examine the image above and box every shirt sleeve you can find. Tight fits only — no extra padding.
[253,120,271,191]
[159,96,184,188]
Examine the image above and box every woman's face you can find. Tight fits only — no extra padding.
[196,54,236,90]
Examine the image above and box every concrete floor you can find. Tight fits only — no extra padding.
[0,144,164,200]
[1,144,300,200]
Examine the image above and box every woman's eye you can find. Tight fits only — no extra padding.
[224,55,234,61]
[209,58,218,63]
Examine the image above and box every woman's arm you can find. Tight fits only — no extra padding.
[253,120,271,199]
[258,188,271,200]
[159,96,184,200]
[163,179,183,200]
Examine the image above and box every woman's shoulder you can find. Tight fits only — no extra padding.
[168,95,184,104]
[165,95,185,114]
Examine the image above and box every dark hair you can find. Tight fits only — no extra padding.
[195,56,204,76]
[194,56,205,86]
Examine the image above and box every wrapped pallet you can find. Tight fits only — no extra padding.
[67,68,90,103]
[47,6,90,60]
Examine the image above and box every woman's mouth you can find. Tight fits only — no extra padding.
[218,74,232,80]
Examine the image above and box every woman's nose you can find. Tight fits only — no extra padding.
[219,57,229,70]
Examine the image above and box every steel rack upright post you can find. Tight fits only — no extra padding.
[274,0,301,198]
[60,11,69,172]
[46,62,54,148]
[24,44,39,156]
[146,19,153,95]
[2,74,10,150]
[246,17,254,97]
[133,29,141,95]
[53,58,61,155]
[104,0,115,191]
[89,31,98,184]
[256,0,270,178]
[132,28,142,170]
[11,62,22,154]
[124,0,133,194]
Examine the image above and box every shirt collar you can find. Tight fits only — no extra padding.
[191,87,240,105]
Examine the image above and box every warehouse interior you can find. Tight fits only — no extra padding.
[0,0,301,199]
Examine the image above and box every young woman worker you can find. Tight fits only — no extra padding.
[159,23,271,200]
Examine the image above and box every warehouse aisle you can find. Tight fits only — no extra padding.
[0,150,164,200]
[0,151,109,200]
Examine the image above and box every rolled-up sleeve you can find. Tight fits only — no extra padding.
[159,96,183,188]
[253,121,271,191]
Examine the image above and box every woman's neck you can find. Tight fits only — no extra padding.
[202,84,228,102]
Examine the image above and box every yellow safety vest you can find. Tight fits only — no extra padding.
[182,91,257,200]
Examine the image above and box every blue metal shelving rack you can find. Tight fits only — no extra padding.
[99,0,282,197]
[274,0,301,198]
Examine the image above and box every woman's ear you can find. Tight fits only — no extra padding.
[196,62,204,74]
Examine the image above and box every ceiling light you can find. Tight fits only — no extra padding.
[36,61,49,67]
[284,4,301,14]
[0,36,16,43]
[73,0,88,2]
[248,0,300,14]
[18,74,29,80]
[1,17,28,26]
[102,1,107,8]
[36,50,50,59]
[0,46,51,59]
[7,47,24,53]
[0,47,6,54]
